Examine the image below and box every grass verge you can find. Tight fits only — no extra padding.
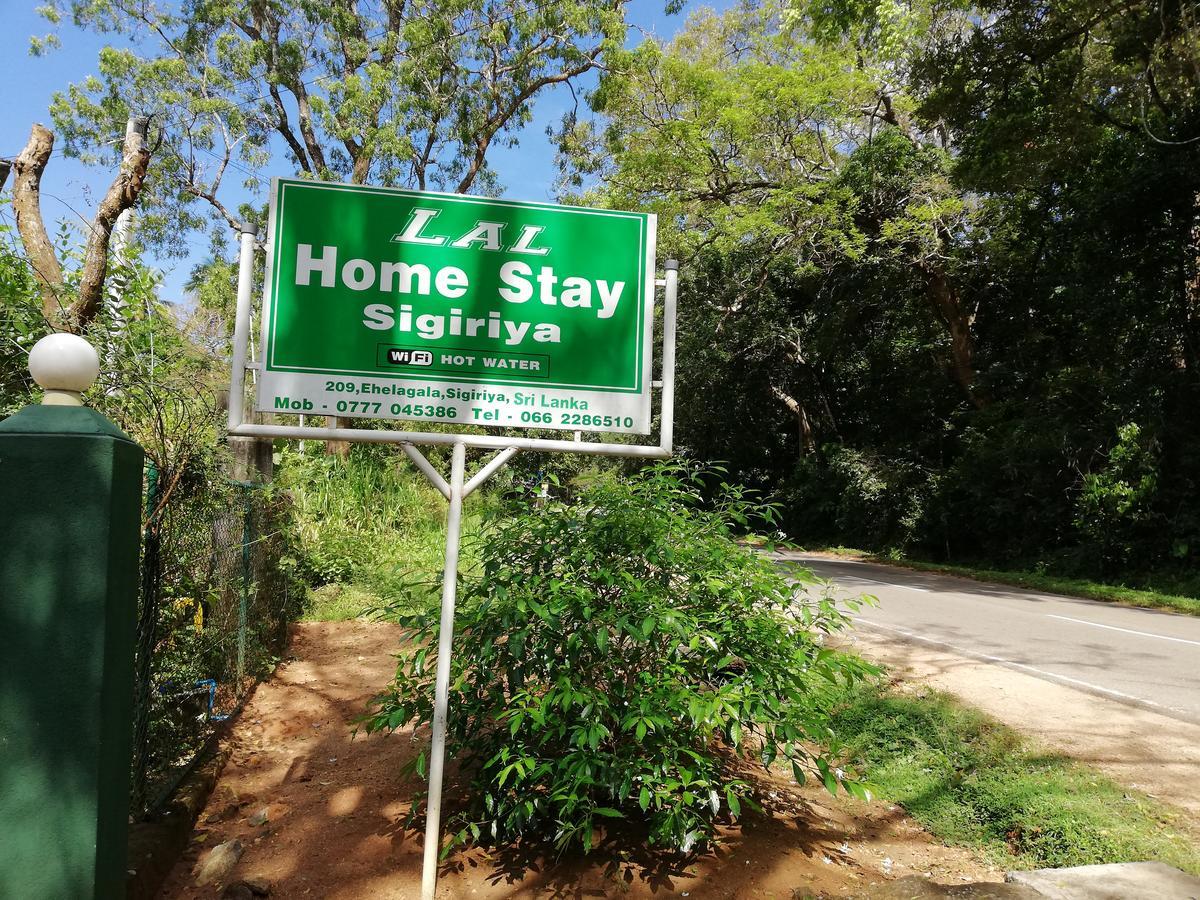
[809,547,1200,616]
[832,685,1200,874]
[279,446,487,622]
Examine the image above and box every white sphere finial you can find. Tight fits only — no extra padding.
[29,332,101,406]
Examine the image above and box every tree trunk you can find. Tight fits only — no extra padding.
[324,415,351,460]
[919,261,987,409]
[11,124,66,322]
[11,121,153,334]
[69,118,152,331]
[1180,190,1200,377]
[771,385,817,457]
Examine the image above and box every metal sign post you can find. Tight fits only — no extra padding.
[227,180,677,900]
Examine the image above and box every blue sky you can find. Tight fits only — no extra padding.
[1,2,723,305]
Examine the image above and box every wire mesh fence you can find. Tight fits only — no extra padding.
[130,463,304,816]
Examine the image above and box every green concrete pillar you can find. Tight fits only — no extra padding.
[0,334,144,900]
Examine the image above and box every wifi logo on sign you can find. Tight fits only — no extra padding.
[387,348,433,367]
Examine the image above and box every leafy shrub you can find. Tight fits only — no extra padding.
[1074,423,1161,572]
[366,462,876,855]
[782,445,932,553]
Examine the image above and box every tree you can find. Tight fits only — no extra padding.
[916,0,1200,377]
[8,121,153,333]
[556,0,1200,579]
[43,0,632,453]
[41,0,632,248]
[561,1,988,417]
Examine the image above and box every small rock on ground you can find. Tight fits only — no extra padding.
[195,839,244,886]
[246,807,270,826]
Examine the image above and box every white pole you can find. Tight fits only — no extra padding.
[403,442,451,500]
[659,259,679,454]
[230,421,672,458]
[421,440,467,900]
[227,222,258,432]
[464,446,519,497]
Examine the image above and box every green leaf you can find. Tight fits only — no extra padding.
[639,786,651,811]
[844,781,871,802]
[727,791,741,818]
[823,769,838,795]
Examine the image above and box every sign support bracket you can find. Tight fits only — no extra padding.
[397,439,521,899]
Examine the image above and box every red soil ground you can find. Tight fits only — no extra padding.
[161,620,1000,899]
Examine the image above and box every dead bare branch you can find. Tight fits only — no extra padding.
[11,124,66,320]
[69,119,153,330]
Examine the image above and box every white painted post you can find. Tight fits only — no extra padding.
[659,259,679,454]
[227,222,259,432]
[421,440,467,900]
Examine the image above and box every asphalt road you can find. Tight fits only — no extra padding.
[782,553,1200,725]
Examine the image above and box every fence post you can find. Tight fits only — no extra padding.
[238,486,253,682]
[0,334,144,900]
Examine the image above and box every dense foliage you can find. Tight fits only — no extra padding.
[559,0,1200,585]
[366,463,876,853]
[22,0,1200,588]
[38,0,633,248]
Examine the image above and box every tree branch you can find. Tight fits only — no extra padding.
[290,76,331,176]
[456,45,606,193]
[11,124,66,321]
[70,121,153,331]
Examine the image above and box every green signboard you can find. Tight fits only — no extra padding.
[256,179,657,434]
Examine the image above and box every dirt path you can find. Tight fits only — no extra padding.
[161,620,1001,899]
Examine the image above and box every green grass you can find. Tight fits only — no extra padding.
[808,547,1200,616]
[832,685,1200,874]
[279,446,487,621]
[303,583,391,621]
[889,560,1200,616]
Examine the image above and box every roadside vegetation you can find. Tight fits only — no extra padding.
[4,0,1200,890]
[833,686,1200,875]
[279,446,615,621]
[879,558,1200,618]
[560,0,1200,604]
[366,462,878,854]
[278,447,458,621]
